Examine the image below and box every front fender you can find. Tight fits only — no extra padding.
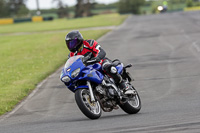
[74,85,89,92]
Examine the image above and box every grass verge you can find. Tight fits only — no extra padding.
[0,30,110,116]
[0,13,128,34]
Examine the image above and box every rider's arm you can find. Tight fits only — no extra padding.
[85,40,106,64]
[93,44,106,60]
[91,40,106,60]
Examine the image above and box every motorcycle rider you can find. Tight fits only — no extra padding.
[65,30,134,95]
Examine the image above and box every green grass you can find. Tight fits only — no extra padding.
[0,13,127,34]
[0,30,110,115]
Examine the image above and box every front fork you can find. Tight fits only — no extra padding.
[86,81,95,102]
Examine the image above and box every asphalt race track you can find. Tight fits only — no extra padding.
[1,11,200,133]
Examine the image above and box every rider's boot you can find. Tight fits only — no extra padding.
[115,73,135,95]
[118,80,135,95]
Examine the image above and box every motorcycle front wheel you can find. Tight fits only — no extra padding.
[120,86,141,114]
[75,88,102,119]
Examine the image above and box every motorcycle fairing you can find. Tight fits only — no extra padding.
[62,59,104,92]
[61,55,124,93]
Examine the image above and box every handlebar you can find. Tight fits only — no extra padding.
[82,52,93,64]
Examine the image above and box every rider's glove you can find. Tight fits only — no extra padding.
[86,57,100,65]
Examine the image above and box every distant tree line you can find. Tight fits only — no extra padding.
[2,0,199,19]
[118,0,145,14]
[75,0,95,18]
[51,0,96,18]
[0,0,29,18]
[0,0,146,18]
[52,0,69,18]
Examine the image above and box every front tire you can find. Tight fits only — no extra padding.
[120,86,141,114]
[75,88,102,119]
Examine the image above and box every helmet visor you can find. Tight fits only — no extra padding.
[66,39,78,50]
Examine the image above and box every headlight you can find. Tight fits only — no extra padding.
[61,76,70,83]
[71,68,80,78]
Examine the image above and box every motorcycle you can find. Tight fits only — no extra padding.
[60,53,141,119]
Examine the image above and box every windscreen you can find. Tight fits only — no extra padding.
[64,55,83,69]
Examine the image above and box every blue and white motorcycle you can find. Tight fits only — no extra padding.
[60,53,141,119]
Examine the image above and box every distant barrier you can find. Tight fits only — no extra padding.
[14,18,32,23]
[0,18,14,25]
[32,16,43,22]
[184,6,200,11]
[0,16,53,25]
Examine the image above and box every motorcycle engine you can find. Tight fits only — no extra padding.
[95,85,118,112]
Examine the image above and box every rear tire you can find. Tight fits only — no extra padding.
[120,86,141,114]
[75,88,102,119]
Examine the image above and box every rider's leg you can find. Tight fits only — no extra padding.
[102,60,134,94]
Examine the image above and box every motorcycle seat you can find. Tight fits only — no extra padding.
[112,59,121,66]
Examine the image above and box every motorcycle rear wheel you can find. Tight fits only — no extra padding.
[120,86,141,114]
[75,88,102,119]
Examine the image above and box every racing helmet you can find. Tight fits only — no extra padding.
[65,30,84,52]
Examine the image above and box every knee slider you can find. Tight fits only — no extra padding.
[110,66,117,74]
